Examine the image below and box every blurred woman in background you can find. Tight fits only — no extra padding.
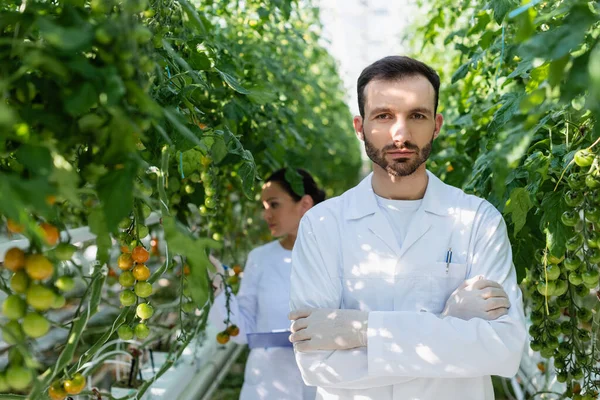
[208,168,325,400]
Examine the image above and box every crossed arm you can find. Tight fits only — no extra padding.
[288,209,527,388]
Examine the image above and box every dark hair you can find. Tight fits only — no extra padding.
[357,56,440,118]
[265,168,326,205]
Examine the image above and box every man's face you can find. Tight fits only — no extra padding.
[353,75,443,177]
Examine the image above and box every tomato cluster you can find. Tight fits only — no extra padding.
[47,373,86,399]
[116,245,154,341]
[1,220,75,393]
[522,149,600,399]
[214,265,243,344]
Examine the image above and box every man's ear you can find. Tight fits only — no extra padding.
[353,115,364,141]
[433,113,444,140]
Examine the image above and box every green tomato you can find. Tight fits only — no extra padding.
[119,218,132,230]
[557,341,571,356]
[560,320,572,335]
[568,173,586,190]
[578,308,593,322]
[141,203,152,219]
[544,264,561,281]
[586,174,600,189]
[569,272,583,286]
[556,294,570,307]
[586,206,600,223]
[52,294,66,309]
[136,303,154,320]
[26,284,55,311]
[3,320,24,345]
[564,256,582,271]
[134,282,152,298]
[118,325,134,340]
[134,26,153,44]
[582,270,599,287]
[566,234,584,251]
[530,338,543,352]
[138,225,149,238]
[5,365,32,391]
[54,243,77,261]
[199,205,209,216]
[591,189,600,204]
[587,231,600,248]
[553,279,569,296]
[120,290,137,306]
[530,310,543,324]
[561,210,579,227]
[574,284,589,297]
[0,373,9,392]
[574,149,595,167]
[537,281,556,296]
[134,323,150,339]
[55,276,75,292]
[119,271,135,288]
[205,196,217,209]
[564,190,584,208]
[10,270,30,293]
[587,248,600,263]
[2,294,27,320]
[22,312,50,338]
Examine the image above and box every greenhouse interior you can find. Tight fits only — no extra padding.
[1,0,600,399]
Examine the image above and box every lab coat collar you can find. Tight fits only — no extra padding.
[345,169,451,221]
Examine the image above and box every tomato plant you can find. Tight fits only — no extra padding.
[0,0,360,397]
[413,0,600,397]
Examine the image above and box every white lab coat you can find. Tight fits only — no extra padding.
[209,241,316,400]
[290,171,527,400]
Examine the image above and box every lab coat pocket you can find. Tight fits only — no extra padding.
[426,262,468,314]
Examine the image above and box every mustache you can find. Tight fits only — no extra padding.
[382,142,420,152]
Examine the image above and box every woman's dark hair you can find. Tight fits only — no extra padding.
[265,168,326,205]
[357,56,440,118]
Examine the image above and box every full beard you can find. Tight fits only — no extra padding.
[364,135,433,177]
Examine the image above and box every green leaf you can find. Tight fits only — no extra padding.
[64,83,98,116]
[489,0,519,24]
[37,18,94,52]
[549,55,570,88]
[164,108,203,148]
[238,155,258,199]
[162,216,221,308]
[178,0,208,35]
[215,68,250,94]
[451,61,471,83]
[49,161,81,207]
[504,187,533,235]
[96,162,137,233]
[0,174,53,220]
[15,145,53,176]
[210,135,228,164]
[88,207,111,265]
[540,191,569,258]
[488,93,524,133]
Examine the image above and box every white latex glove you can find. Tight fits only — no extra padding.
[441,275,511,320]
[288,308,368,352]
[208,254,225,296]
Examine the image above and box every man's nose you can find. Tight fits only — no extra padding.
[391,118,412,142]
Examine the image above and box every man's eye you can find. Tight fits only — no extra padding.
[271,203,279,209]
[375,114,390,120]
[412,113,426,120]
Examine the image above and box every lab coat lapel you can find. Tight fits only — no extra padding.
[367,211,402,257]
[398,206,432,258]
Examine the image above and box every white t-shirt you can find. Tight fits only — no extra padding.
[375,194,422,247]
